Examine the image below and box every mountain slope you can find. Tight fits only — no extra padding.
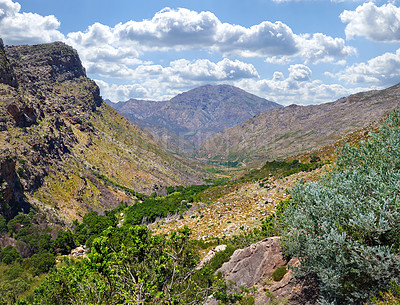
[0,40,205,222]
[195,84,400,165]
[109,85,282,152]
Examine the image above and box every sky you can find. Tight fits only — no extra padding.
[1,0,400,105]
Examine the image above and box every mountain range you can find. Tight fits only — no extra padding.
[195,84,400,165]
[2,39,400,223]
[107,85,282,153]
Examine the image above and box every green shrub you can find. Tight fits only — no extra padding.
[25,251,55,276]
[272,266,287,281]
[0,216,6,232]
[282,111,400,304]
[0,246,22,264]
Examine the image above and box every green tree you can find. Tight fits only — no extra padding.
[0,215,6,232]
[30,225,214,304]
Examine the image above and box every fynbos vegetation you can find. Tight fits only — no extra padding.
[283,111,400,304]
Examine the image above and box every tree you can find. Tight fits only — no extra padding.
[30,225,213,304]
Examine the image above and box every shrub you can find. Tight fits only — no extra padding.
[25,251,55,276]
[272,266,287,282]
[0,246,22,264]
[282,111,400,304]
[0,216,6,232]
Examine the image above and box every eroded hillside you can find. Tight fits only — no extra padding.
[196,86,400,165]
[0,40,207,223]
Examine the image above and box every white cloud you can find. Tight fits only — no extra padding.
[65,7,354,67]
[95,79,150,102]
[297,33,356,64]
[288,64,312,81]
[334,48,400,86]
[340,2,400,41]
[115,8,219,49]
[96,58,259,102]
[0,0,64,45]
[215,21,298,57]
[166,58,259,81]
[235,64,369,105]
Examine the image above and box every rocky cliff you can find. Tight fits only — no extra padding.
[0,40,205,222]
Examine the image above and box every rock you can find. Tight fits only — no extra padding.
[0,38,18,87]
[70,245,89,259]
[211,237,319,305]
[217,237,286,289]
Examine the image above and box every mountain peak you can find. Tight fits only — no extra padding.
[110,84,282,151]
[5,41,86,86]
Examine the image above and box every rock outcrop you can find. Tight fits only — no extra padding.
[210,237,319,305]
[218,237,287,289]
[0,39,17,88]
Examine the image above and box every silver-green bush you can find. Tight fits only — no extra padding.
[282,111,400,304]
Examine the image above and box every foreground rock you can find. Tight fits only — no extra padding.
[209,237,319,305]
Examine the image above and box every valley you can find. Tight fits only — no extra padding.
[0,41,399,305]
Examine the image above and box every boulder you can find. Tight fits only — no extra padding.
[217,237,286,289]
[210,237,319,305]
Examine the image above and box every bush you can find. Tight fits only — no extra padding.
[0,246,22,264]
[272,266,287,282]
[282,111,400,304]
[0,216,6,232]
[25,251,55,276]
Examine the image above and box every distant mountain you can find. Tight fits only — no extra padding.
[0,40,205,223]
[109,85,282,153]
[195,84,400,165]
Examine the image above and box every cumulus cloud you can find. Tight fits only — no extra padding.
[65,7,354,67]
[297,33,356,64]
[96,58,259,102]
[334,48,400,86]
[166,58,259,81]
[288,64,312,81]
[95,79,150,102]
[233,63,373,105]
[0,0,64,45]
[340,2,400,41]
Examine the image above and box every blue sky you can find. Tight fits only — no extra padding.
[1,0,400,105]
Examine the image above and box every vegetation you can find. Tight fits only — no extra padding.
[239,159,322,183]
[19,225,243,305]
[282,111,400,304]
[272,266,287,282]
[124,184,211,226]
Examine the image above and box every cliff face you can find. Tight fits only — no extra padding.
[0,39,17,88]
[0,41,205,222]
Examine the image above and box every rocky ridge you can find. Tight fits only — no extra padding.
[196,85,400,165]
